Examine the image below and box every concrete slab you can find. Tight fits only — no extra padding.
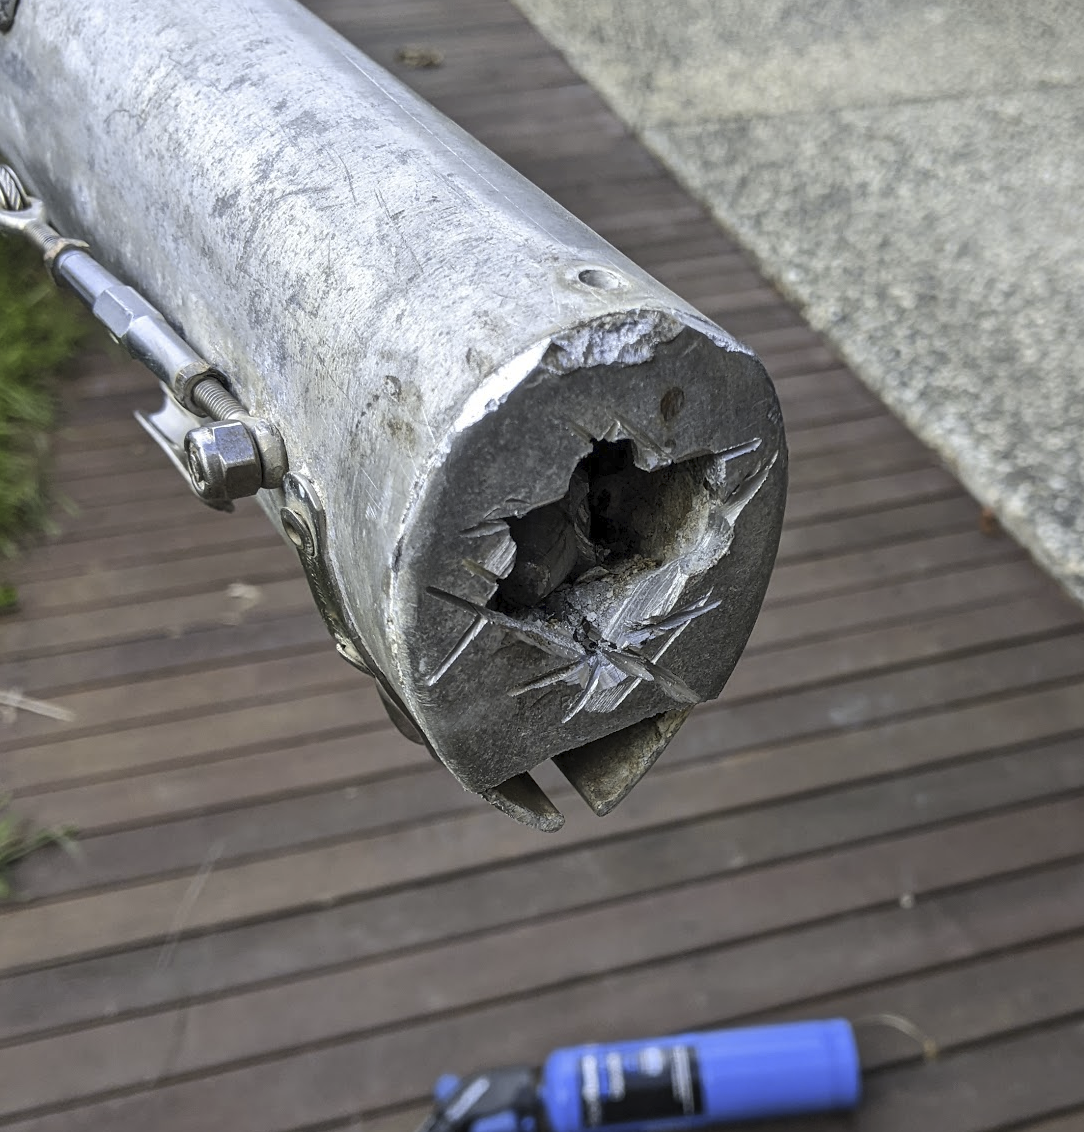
[513,0,1084,605]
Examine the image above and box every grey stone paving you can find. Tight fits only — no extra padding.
[513,0,1084,605]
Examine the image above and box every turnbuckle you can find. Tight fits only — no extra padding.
[0,162,287,509]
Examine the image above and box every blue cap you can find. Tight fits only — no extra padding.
[472,1111,519,1132]
[434,1074,462,1104]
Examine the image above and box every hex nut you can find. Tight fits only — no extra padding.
[246,416,288,487]
[184,420,263,502]
[175,363,222,411]
[91,285,158,340]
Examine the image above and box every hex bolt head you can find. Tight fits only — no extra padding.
[184,420,263,503]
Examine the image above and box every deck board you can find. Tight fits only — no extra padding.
[1,0,1083,1128]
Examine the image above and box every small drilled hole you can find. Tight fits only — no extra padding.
[577,267,625,291]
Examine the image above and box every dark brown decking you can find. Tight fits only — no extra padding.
[3,1,1084,1129]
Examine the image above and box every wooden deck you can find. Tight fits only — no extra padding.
[3,1,1084,1129]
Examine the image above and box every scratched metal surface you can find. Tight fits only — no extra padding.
[1,0,1084,1128]
[0,0,786,804]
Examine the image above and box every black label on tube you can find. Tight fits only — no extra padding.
[579,1044,703,1127]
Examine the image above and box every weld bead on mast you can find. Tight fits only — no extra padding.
[0,0,787,828]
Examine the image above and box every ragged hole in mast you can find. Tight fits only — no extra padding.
[495,438,727,614]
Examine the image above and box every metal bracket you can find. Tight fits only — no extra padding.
[280,472,425,744]
[0,0,19,34]
[280,473,373,674]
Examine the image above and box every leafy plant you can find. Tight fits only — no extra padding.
[0,794,78,901]
[0,235,87,557]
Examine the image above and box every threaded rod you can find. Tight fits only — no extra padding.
[191,377,245,420]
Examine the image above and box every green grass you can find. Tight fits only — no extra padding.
[0,795,78,901]
[0,236,87,558]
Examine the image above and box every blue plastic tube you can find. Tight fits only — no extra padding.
[540,1019,860,1132]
